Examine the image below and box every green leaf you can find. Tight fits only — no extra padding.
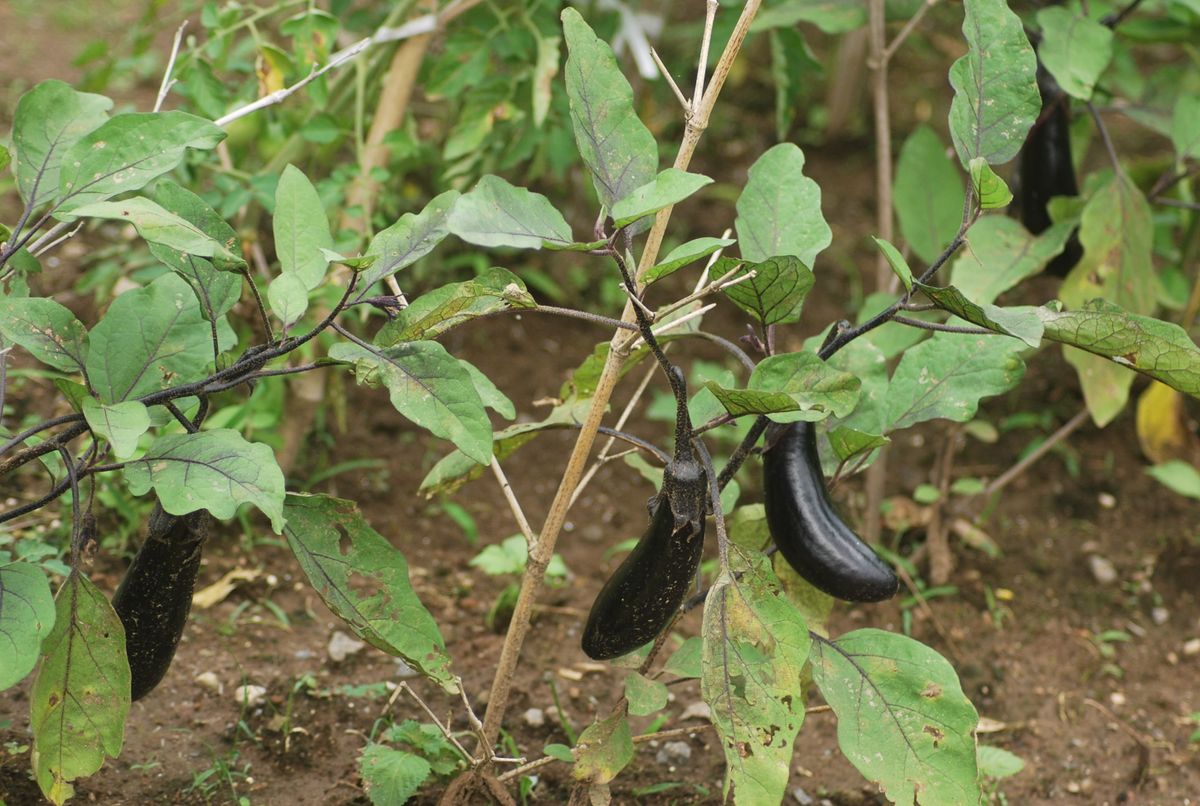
[376,267,535,344]
[893,125,965,264]
[458,358,515,420]
[0,143,8,175]
[948,216,1074,305]
[771,557,835,635]
[827,427,890,463]
[977,745,1025,780]
[359,744,432,806]
[351,190,459,304]
[12,80,111,210]
[55,111,224,214]
[1172,93,1200,161]
[917,283,1044,347]
[1038,300,1200,400]
[948,0,1040,167]
[124,429,286,532]
[31,573,130,805]
[447,175,572,250]
[1036,6,1113,101]
[610,169,712,228]
[719,255,815,326]
[663,637,703,679]
[330,340,492,464]
[572,709,634,785]
[0,297,89,373]
[735,144,831,265]
[1061,174,1155,315]
[284,494,457,692]
[968,158,1013,209]
[886,332,1025,430]
[709,351,860,422]
[702,560,811,802]
[150,182,243,320]
[86,273,221,403]
[67,197,242,265]
[1146,460,1200,500]
[751,0,866,34]
[872,237,913,292]
[644,237,737,285]
[544,743,575,763]
[811,629,980,806]
[81,399,150,460]
[0,562,56,690]
[561,7,657,212]
[625,672,669,717]
[267,272,309,327]
[273,164,332,291]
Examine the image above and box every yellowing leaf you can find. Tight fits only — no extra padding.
[1136,381,1195,464]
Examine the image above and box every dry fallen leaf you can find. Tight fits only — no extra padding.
[192,567,261,609]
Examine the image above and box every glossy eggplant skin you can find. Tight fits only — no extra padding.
[763,422,897,602]
[581,497,705,660]
[113,503,210,701]
[1015,63,1083,276]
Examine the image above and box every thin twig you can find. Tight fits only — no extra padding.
[1085,100,1121,174]
[867,0,895,289]
[650,47,690,112]
[880,0,940,64]
[979,408,1090,499]
[693,0,718,111]
[491,457,537,549]
[890,315,992,335]
[1155,198,1200,212]
[28,222,81,257]
[397,682,475,763]
[154,21,188,112]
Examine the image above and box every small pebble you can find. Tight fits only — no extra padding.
[1152,607,1170,626]
[195,672,222,694]
[655,741,691,765]
[327,631,365,662]
[1097,492,1116,509]
[792,786,814,805]
[1110,691,1126,707]
[293,648,316,660]
[522,708,545,728]
[1182,638,1200,657]
[233,684,267,708]
[1088,555,1118,585]
[680,701,711,721]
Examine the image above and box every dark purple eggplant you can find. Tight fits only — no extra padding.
[113,502,210,700]
[582,366,707,660]
[763,421,897,602]
[1013,60,1083,276]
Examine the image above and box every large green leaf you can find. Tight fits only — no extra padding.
[273,164,332,290]
[1173,93,1200,161]
[735,144,831,266]
[11,80,111,210]
[350,190,460,305]
[918,283,1045,348]
[30,573,130,805]
[446,175,573,250]
[702,560,812,802]
[86,272,221,403]
[54,112,224,214]
[68,197,242,265]
[719,255,815,326]
[610,169,713,228]
[750,0,866,34]
[123,429,286,532]
[811,629,980,806]
[81,399,151,460]
[948,216,1074,305]
[330,340,493,464]
[709,351,860,423]
[572,709,634,785]
[947,0,1040,167]
[561,7,657,212]
[150,182,243,321]
[0,297,89,373]
[886,332,1025,430]
[376,268,535,344]
[893,125,965,264]
[1037,6,1113,101]
[359,744,432,806]
[0,562,56,691]
[284,494,457,692]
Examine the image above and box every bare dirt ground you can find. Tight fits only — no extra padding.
[2,4,1200,805]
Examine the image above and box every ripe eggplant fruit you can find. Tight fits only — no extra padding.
[763,421,897,602]
[113,502,210,700]
[1014,62,1083,277]
[582,366,708,661]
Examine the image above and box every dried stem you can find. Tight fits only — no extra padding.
[979,408,1090,499]
[490,457,536,549]
[154,21,188,112]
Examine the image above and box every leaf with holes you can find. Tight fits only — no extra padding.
[0,561,56,691]
[702,558,811,802]
[811,629,980,806]
[54,111,224,215]
[330,340,492,465]
[284,494,457,692]
[948,0,1039,167]
[30,572,130,805]
[736,144,831,265]
[719,255,815,326]
[0,297,89,373]
[12,80,111,210]
[123,429,286,532]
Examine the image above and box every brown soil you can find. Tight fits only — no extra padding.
[3,4,1200,806]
